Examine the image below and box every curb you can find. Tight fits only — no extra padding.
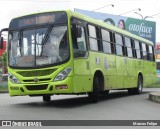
[149,92,160,103]
[0,91,8,93]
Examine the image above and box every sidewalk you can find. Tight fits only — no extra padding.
[149,92,160,103]
[0,80,8,93]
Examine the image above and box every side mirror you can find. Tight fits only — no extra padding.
[0,37,4,49]
[76,27,82,38]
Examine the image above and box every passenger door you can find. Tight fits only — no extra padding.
[123,37,136,88]
[72,22,91,92]
[114,33,126,88]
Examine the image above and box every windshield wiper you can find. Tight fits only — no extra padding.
[41,25,52,45]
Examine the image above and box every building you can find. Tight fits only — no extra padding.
[0,40,6,56]
[156,42,160,77]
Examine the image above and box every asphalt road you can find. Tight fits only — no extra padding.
[0,88,160,129]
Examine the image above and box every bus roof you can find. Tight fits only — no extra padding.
[12,10,154,46]
[68,10,154,46]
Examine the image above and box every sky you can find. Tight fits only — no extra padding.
[0,0,160,42]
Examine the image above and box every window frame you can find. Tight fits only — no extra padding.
[124,36,133,58]
[71,18,88,58]
[100,28,114,54]
[134,40,142,59]
[148,45,155,61]
[142,42,148,60]
[114,33,125,56]
[88,24,101,52]
[71,17,155,62]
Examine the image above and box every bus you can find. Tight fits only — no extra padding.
[0,10,157,102]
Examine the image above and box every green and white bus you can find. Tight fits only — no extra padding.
[0,10,157,102]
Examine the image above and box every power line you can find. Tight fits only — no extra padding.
[1,0,107,2]
[119,8,141,16]
[91,4,114,12]
[0,0,69,2]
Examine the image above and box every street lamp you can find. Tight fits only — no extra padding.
[134,12,144,19]
[119,8,141,16]
[91,4,114,12]
[134,12,160,20]
[144,16,153,20]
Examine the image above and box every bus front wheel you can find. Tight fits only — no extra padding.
[88,76,100,102]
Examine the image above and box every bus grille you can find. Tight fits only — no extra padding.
[23,78,51,82]
[17,69,57,77]
[26,84,48,91]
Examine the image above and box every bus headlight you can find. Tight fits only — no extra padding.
[9,73,20,84]
[54,67,72,81]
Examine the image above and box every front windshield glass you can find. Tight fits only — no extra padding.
[9,26,69,67]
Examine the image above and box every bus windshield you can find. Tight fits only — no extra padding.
[8,25,69,67]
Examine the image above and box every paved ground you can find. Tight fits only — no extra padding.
[0,88,160,129]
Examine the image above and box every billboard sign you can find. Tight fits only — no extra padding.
[75,9,156,44]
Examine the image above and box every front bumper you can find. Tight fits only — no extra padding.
[8,77,73,96]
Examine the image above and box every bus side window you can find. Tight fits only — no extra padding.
[142,43,147,60]
[139,42,143,59]
[146,44,150,61]
[149,45,154,61]
[131,39,136,58]
[88,25,98,51]
[101,29,111,54]
[71,24,87,58]
[135,40,141,59]
[110,32,115,54]
[124,37,133,58]
[76,26,87,51]
[114,33,123,56]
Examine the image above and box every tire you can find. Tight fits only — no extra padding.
[43,95,51,102]
[135,75,143,94]
[88,76,100,103]
[128,75,143,95]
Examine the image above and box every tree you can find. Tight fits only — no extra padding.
[2,51,7,74]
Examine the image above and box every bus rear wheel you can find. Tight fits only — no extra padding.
[128,75,143,95]
[88,76,100,103]
[135,75,143,94]
[43,95,51,102]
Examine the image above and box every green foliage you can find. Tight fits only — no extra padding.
[0,51,7,66]
[2,51,7,66]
